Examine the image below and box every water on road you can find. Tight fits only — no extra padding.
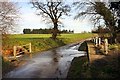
[4,42,86,78]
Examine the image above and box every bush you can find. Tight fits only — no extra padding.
[109,44,119,50]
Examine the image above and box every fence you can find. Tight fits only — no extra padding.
[92,37,108,55]
[13,43,32,59]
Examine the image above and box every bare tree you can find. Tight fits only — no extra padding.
[73,1,118,43]
[31,0,70,39]
[0,1,19,38]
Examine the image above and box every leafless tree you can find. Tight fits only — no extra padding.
[0,1,19,38]
[31,0,70,39]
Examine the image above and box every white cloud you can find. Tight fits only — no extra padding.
[62,18,93,33]
[20,13,43,23]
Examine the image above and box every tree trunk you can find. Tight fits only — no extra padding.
[52,22,58,40]
[111,32,117,43]
[109,26,117,44]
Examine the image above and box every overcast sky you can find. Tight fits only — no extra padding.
[14,1,95,34]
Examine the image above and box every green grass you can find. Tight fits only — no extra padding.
[108,44,120,50]
[2,56,19,76]
[3,33,95,53]
[10,33,94,39]
[10,34,51,38]
[58,33,95,44]
[3,38,64,53]
[67,56,89,78]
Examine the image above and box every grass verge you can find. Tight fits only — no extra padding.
[3,33,94,53]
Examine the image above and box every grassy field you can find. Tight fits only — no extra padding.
[3,33,96,53]
[9,33,94,39]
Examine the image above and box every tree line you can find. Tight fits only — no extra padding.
[23,28,74,34]
[92,27,110,33]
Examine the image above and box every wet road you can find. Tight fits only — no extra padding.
[4,41,86,78]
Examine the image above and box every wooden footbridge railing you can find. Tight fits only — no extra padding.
[13,43,32,59]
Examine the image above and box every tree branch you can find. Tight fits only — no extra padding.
[58,12,62,19]
[47,2,54,19]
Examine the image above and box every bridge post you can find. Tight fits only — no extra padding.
[29,43,31,53]
[95,37,98,47]
[104,38,108,55]
[98,37,101,45]
[93,37,95,44]
[13,46,17,59]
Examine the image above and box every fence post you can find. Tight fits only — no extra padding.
[98,38,101,45]
[29,43,31,53]
[13,46,16,59]
[104,38,108,55]
[93,37,95,44]
[95,37,98,46]
[93,37,95,43]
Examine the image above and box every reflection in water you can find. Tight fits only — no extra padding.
[51,49,62,78]
[52,49,61,62]
[4,42,86,78]
[29,53,33,59]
